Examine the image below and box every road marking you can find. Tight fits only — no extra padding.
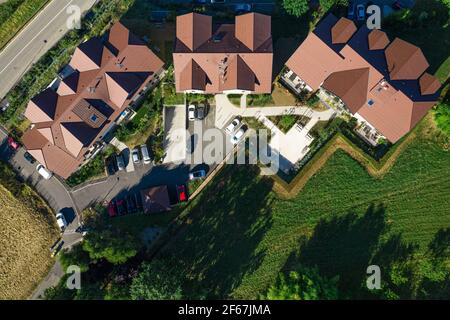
[0,0,74,75]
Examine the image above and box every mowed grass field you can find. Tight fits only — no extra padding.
[161,120,450,299]
[0,163,59,299]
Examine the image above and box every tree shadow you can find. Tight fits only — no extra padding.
[161,164,274,299]
[287,204,387,296]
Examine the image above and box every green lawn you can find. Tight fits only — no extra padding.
[0,0,49,50]
[158,129,450,299]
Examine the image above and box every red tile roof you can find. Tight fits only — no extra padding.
[385,38,429,80]
[331,17,357,44]
[285,14,440,143]
[174,12,273,94]
[22,22,164,178]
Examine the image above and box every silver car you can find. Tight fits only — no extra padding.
[132,148,140,164]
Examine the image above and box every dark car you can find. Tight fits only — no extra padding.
[116,199,127,215]
[23,152,36,164]
[127,195,137,214]
[177,185,187,203]
[196,105,206,120]
[106,156,118,176]
[108,201,117,217]
[135,193,143,211]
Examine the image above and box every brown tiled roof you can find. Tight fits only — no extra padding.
[322,68,369,113]
[385,38,429,80]
[235,12,271,51]
[22,22,164,179]
[368,30,389,50]
[174,12,273,93]
[419,73,441,95]
[285,14,439,143]
[331,17,357,44]
[140,186,171,214]
[220,55,256,91]
[179,59,208,91]
[176,13,212,51]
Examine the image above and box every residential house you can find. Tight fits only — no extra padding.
[22,22,165,179]
[173,12,273,94]
[282,14,441,144]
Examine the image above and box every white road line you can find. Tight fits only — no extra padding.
[0,0,74,75]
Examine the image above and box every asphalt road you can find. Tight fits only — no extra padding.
[0,0,97,99]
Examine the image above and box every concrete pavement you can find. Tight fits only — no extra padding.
[0,0,97,99]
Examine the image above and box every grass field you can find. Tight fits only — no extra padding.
[0,0,49,50]
[0,162,59,299]
[159,120,450,299]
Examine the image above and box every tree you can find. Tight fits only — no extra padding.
[82,228,139,265]
[263,267,339,300]
[319,0,349,13]
[282,0,309,17]
[130,259,183,300]
[434,101,450,135]
[59,244,91,272]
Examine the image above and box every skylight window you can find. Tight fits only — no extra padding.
[90,114,98,122]
[367,99,375,107]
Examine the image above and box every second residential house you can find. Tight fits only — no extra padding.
[282,14,441,144]
[22,22,165,179]
[173,12,273,94]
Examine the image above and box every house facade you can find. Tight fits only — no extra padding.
[22,22,165,179]
[173,12,273,94]
[282,14,441,144]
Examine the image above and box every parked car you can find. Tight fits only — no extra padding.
[225,117,241,134]
[135,192,143,211]
[132,148,141,164]
[106,156,118,176]
[7,137,19,150]
[357,4,365,20]
[234,3,252,13]
[348,1,355,19]
[55,212,68,232]
[36,164,53,180]
[188,104,196,121]
[116,153,125,171]
[116,199,127,215]
[230,127,247,145]
[189,169,206,180]
[196,105,205,120]
[23,152,36,164]
[108,201,117,217]
[177,185,187,202]
[140,144,151,164]
[126,195,137,214]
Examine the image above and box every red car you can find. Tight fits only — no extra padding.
[7,137,19,150]
[107,201,117,217]
[177,185,187,202]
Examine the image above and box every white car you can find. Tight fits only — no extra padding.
[55,212,68,232]
[36,164,53,180]
[131,148,140,164]
[230,127,246,145]
[188,105,196,121]
[225,118,241,134]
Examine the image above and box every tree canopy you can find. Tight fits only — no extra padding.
[263,267,339,300]
[282,0,309,17]
[82,228,139,265]
[130,259,183,300]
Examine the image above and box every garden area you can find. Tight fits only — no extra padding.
[66,145,116,188]
[268,115,309,133]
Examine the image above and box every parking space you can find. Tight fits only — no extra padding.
[163,105,187,164]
